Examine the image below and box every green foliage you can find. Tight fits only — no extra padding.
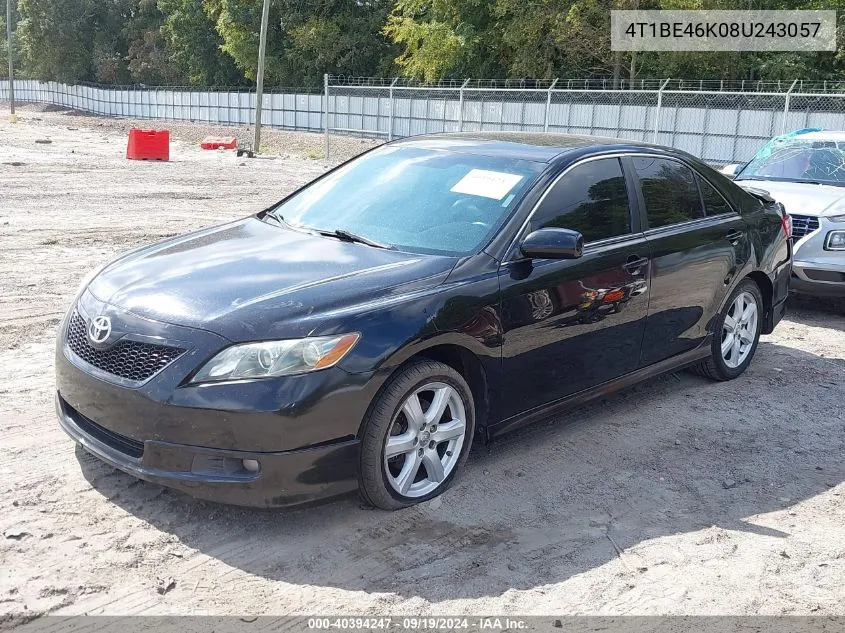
[493,0,565,79]
[1,0,21,72]
[284,0,397,85]
[158,0,242,85]
[383,0,845,83]
[124,0,175,84]
[16,0,98,82]
[384,0,503,81]
[204,0,284,82]
[90,0,132,83]
[202,0,396,86]
[8,0,845,87]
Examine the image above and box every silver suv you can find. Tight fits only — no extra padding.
[722,130,845,297]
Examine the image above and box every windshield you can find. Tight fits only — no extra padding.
[738,138,845,186]
[272,145,544,255]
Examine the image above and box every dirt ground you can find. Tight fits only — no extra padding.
[1,107,844,621]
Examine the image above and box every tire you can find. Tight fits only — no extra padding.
[691,278,764,381]
[358,360,475,510]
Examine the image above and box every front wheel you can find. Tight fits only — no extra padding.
[692,278,763,381]
[358,360,475,510]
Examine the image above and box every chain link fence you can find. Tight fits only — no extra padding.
[5,76,845,165]
[0,79,324,135]
[325,76,845,166]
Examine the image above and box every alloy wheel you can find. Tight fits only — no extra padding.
[383,382,467,498]
[721,291,758,369]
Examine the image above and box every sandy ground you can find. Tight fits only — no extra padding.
[1,108,844,621]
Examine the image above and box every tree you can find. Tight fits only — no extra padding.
[383,0,504,81]
[16,0,98,82]
[11,0,845,87]
[283,0,397,86]
[492,0,567,80]
[91,0,133,84]
[1,0,21,77]
[204,0,286,83]
[158,0,242,86]
[124,0,175,84]
[205,0,396,86]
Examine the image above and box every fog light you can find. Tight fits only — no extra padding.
[825,230,845,251]
[242,459,260,473]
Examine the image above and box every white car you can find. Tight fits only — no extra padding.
[721,130,845,297]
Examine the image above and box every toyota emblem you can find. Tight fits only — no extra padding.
[88,316,112,344]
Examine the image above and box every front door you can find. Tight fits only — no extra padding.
[498,157,651,421]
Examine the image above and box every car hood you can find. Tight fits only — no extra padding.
[88,217,457,341]
[735,179,845,216]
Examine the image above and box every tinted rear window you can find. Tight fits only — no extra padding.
[633,157,704,229]
[697,175,733,216]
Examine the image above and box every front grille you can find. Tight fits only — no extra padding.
[66,311,185,383]
[64,399,144,458]
[790,214,820,239]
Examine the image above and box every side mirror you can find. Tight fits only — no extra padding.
[719,163,743,179]
[520,228,584,260]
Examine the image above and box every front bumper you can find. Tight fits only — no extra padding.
[791,260,845,296]
[57,394,359,507]
[792,227,845,297]
[791,274,845,297]
[55,293,379,507]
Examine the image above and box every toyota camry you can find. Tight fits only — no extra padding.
[56,133,792,510]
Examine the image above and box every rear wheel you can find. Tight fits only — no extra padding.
[358,360,475,510]
[692,278,763,381]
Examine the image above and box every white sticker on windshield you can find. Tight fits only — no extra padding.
[450,169,524,200]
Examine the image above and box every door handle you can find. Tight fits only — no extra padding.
[725,230,743,244]
[622,255,649,273]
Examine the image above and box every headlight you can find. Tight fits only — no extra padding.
[829,214,845,223]
[190,333,360,384]
[824,230,845,251]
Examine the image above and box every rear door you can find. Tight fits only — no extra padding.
[498,156,651,420]
[632,155,750,366]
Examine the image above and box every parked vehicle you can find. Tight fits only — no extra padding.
[722,129,845,297]
[56,133,792,510]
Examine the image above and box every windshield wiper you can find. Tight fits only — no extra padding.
[262,211,285,225]
[267,216,393,249]
[318,229,392,250]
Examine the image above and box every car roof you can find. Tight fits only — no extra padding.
[392,132,670,164]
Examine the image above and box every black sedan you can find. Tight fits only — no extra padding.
[55,133,792,510]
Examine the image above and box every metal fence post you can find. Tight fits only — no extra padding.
[781,79,798,134]
[544,78,559,133]
[653,78,670,143]
[458,78,470,132]
[388,77,398,141]
[6,0,16,121]
[323,73,330,160]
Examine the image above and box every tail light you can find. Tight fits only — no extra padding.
[779,205,792,238]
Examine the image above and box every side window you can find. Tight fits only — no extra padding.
[532,158,632,243]
[632,157,704,229]
[697,174,734,216]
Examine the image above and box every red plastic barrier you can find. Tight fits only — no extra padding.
[201,137,238,151]
[127,129,170,161]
